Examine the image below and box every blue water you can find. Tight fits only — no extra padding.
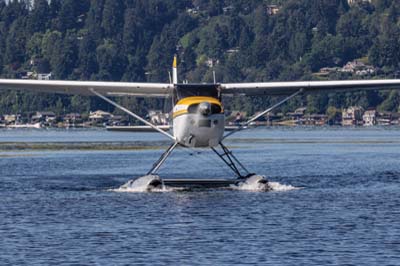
[1,127,400,265]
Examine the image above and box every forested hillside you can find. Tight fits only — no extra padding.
[0,0,400,117]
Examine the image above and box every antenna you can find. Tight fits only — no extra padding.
[168,71,172,84]
[213,71,216,84]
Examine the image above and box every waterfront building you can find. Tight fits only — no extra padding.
[3,114,21,125]
[31,111,56,123]
[342,106,364,126]
[377,112,392,126]
[148,110,169,125]
[363,110,377,126]
[63,113,83,127]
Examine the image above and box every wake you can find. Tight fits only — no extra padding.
[110,174,300,193]
[267,181,300,192]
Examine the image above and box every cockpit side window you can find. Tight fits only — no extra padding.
[211,104,222,114]
[188,104,199,114]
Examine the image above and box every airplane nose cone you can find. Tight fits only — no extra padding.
[198,102,211,116]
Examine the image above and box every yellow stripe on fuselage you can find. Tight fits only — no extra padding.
[178,96,221,106]
[173,96,223,118]
[173,109,189,118]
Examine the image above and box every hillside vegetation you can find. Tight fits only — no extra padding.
[0,0,400,116]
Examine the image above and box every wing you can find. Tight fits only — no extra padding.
[220,80,400,96]
[0,79,173,97]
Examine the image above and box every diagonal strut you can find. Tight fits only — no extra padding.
[212,142,250,178]
[147,141,180,175]
[90,88,175,141]
[223,89,304,140]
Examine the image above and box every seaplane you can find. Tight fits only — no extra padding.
[1,56,400,191]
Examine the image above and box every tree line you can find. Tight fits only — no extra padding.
[0,0,399,117]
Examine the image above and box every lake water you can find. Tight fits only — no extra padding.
[1,127,400,265]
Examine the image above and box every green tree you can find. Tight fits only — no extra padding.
[96,40,127,81]
[4,17,27,71]
[85,0,105,42]
[41,30,63,73]
[78,32,98,80]
[326,106,341,124]
[27,33,44,60]
[55,30,79,79]
[102,0,125,37]
[27,0,50,33]
[369,5,400,70]
[57,0,77,32]
[378,90,400,112]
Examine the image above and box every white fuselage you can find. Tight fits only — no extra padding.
[173,113,225,147]
[171,96,225,148]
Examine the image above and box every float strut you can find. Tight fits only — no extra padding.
[212,142,251,178]
[147,142,179,175]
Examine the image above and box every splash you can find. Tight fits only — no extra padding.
[268,181,300,192]
[231,175,300,192]
[111,175,170,193]
[231,175,272,192]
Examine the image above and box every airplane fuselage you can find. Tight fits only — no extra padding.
[172,96,225,147]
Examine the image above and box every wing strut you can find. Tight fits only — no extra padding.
[89,88,175,141]
[223,89,304,140]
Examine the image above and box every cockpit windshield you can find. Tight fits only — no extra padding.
[174,84,220,103]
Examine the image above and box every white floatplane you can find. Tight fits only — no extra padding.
[1,56,400,190]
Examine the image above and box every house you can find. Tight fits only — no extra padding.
[31,111,56,123]
[316,67,340,77]
[287,107,307,121]
[186,7,199,15]
[235,111,245,123]
[340,60,376,76]
[222,5,234,13]
[226,48,240,55]
[109,115,128,126]
[3,114,21,125]
[205,58,219,68]
[89,110,112,120]
[376,112,392,126]
[89,110,112,125]
[226,111,247,125]
[148,110,169,125]
[21,72,52,80]
[363,110,376,126]
[63,113,82,126]
[37,73,52,80]
[298,114,328,126]
[266,5,280,15]
[342,106,364,126]
[390,113,400,125]
[348,0,372,6]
